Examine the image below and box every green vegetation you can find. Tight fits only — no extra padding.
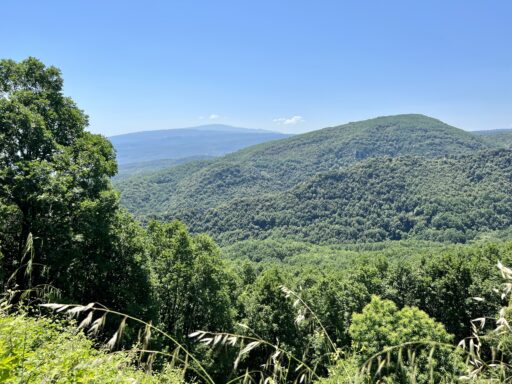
[0,56,153,319]
[472,128,512,148]
[0,58,234,381]
[3,57,512,383]
[116,114,503,245]
[189,150,512,244]
[348,296,459,383]
[0,309,184,383]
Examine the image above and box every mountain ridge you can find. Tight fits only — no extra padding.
[471,128,512,148]
[116,114,495,223]
[109,124,286,138]
[110,124,291,176]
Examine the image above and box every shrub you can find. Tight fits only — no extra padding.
[0,311,184,383]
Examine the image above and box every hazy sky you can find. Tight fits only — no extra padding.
[1,1,511,135]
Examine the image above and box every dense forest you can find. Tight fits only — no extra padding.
[4,58,512,383]
[116,115,512,245]
[472,129,512,148]
[184,150,512,244]
[116,114,495,219]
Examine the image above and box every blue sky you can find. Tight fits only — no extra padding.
[1,1,511,135]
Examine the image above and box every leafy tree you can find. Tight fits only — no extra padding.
[0,57,152,317]
[240,269,299,348]
[148,220,233,337]
[348,296,461,383]
[413,246,503,341]
[234,268,306,378]
[305,276,370,348]
[350,296,451,358]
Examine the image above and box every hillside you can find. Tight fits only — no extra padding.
[110,124,290,165]
[472,128,512,148]
[116,114,494,221]
[187,149,512,244]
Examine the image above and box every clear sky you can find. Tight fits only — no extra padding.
[1,0,511,135]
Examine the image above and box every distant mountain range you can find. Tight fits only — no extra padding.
[115,114,512,244]
[114,156,215,179]
[110,124,291,178]
[472,128,512,135]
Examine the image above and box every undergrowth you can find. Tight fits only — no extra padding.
[0,302,184,383]
[6,237,512,383]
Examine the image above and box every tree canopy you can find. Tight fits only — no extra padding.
[0,58,149,316]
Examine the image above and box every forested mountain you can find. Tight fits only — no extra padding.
[472,128,512,148]
[110,124,290,177]
[116,114,497,239]
[188,150,512,244]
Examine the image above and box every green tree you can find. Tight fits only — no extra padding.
[307,276,369,348]
[0,57,152,317]
[236,268,304,377]
[402,247,503,341]
[148,220,233,337]
[348,296,461,383]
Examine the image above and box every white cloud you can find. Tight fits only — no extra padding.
[273,115,304,125]
[198,114,221,120]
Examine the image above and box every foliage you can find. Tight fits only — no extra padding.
[472,128,512,148]
[5,57,512,383]
[239,269,301,353]
[348,296,459,383]
[115,115,512,245]
[0,57,153,318]
[148,220,234,337]
[317,261,512,383]
[225,238,512,351]
[0,310,184,383]
[115,114,497,239]
[187,150,512,244]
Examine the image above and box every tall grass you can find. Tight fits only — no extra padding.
[39,302,215,383]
